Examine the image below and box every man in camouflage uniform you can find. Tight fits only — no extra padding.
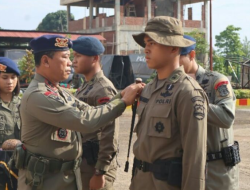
[130,16,208,190]
[180,35,239,190]
[16,34,144,190]
[72,36,118,190]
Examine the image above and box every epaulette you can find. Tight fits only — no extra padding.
[185,75,203,90]
[38,82,48,92]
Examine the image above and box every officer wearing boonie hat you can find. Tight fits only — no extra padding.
[16,34,143,190]
[130,16,208,190]
[180,35,239,190]
[0,57,21,190]
[72,36,119,190]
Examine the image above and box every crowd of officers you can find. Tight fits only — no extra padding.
[0,16,240,190]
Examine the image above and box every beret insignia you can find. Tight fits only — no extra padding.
[0,64,7,72]
[55,38,69,48]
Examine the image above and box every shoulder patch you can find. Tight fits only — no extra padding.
[214,80,231,98]
[97,97,110,104]
[191,96,205,120]
[214,81,228,90]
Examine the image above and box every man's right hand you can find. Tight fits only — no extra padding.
[121,83,145,106]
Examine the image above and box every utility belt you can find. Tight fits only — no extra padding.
[8,143,82,190]
[133,157,182,187]
[82,140,99,165]
[207,141,241,166]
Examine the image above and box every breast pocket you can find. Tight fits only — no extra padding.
[148,106,172,139]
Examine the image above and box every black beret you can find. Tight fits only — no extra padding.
[30,34,72,54]
[180,35,196,55]
[0,57,20,76]
[72,36,105,56]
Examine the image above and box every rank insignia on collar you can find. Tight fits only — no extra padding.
[155,121,165,133]
[0,64,7,72]
[83,86,93,95]
[55,38,69,48]
[201,79,209,84]
[44,91,64,104]
[196,75,201,81]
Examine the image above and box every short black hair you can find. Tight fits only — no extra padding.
[34,51,56,67]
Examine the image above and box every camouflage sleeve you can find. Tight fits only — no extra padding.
[177,88,207,190]
[207,76,235,129]
[94,87,119,171]
[24,91,126,134]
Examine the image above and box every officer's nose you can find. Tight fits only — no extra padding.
[68,59,72,67]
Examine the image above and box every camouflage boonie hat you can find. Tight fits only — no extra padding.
[133,16,195,48]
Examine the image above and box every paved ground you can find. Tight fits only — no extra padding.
[113,108,250,190]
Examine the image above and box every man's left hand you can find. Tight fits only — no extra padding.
[89,175,105,190]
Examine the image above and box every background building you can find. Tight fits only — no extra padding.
[61,0,209,55]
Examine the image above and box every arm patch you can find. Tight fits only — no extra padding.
[97,97,110,104]
[214,81,228,90]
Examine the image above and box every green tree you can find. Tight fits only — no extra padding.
[214,25,244,84]
[213,51,227,75]
[18,50,35,83]
[185,29,208,67]
[37,10,74,32]
[185,29,208,55]
[215,25,244,58]
[242,36,250,58]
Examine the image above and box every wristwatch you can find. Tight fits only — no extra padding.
[94,169,106,176]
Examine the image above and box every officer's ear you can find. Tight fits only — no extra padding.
[92,55,99,63]
[189,50,196,60]
[172,47,180,54]
[41,55,50,68]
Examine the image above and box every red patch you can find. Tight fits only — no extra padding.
[214,81,228,90]
[97,97,110,104]
[45,80,58,91]
[44,91,57,96]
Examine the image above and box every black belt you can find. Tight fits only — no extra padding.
[25,150,82,173]
[207,151,223,162]
[134,158,170,173]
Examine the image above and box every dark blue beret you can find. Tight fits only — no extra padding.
[30,34,72,54]
[0,57,20,76]
[72,36,105,56]
[180,35,196,55]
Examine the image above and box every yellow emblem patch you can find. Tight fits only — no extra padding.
[54,38,69,48]
[0,64,7,72]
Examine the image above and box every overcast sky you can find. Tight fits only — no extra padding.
[0,0,249,47]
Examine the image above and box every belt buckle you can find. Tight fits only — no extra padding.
[139,161,147,172]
